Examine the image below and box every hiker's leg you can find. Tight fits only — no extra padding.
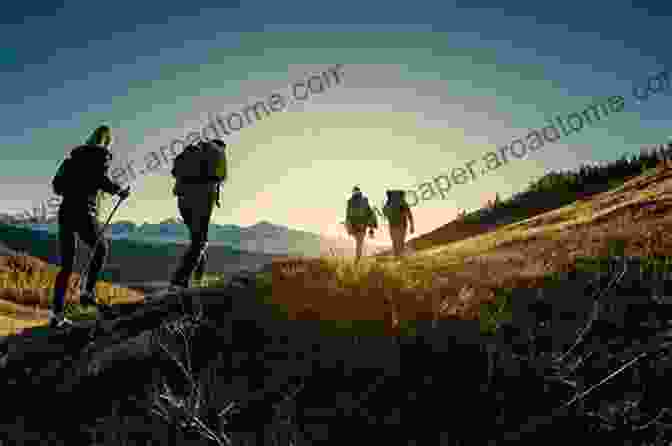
[172,199,195,286]
[79,213,109,295]
[388,225,397,256]
[354,229,365,261]
[398,224,408,257]
[53,210,77,314]
[193,200,214,282]
[389,225,402,257]
[172,197,209,286]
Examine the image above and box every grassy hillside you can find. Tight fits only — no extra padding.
[402,145,668,254]
[0,251,145,336]
[0,220,283,336]
[258,161,672,339]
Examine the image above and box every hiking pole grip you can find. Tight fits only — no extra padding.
[79,194,127,293]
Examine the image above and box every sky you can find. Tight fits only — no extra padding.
[1,0,671,244]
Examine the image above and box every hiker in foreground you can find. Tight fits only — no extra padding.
[49,125,131,328]
[345,186,378,263]
[383,190,414,259]
[163,138,227,295]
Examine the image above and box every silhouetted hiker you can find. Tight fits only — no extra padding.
[383,190,414,259]
[165,138,227,293]
[49,125,131,328]
[345,186,378,263]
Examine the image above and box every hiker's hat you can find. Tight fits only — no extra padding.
[86,125,113,147]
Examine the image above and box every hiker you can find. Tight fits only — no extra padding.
[166,138,227,293]
[49,125,131,328]
[345,186,378,263]
[383,190,415,259]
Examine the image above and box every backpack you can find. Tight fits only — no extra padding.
[347,194,374,226]
[171,144,204,181]
[383,190,408,226]
[52,157,72,196]
[172,141,227,183]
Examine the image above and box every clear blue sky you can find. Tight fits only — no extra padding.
[1,0,670,242]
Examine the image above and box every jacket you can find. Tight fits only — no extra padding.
[60,144,123,214]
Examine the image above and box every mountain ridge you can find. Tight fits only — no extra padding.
[0,217,385,258]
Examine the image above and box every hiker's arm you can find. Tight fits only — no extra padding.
[99,174,123,196]
[94,151,124,196]
[170,153,183,196]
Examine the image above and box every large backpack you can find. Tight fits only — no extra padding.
[52,145,113,196]
[347,194,374,226]
[172,141,227,183]
[383,190,408,226]
[172,144,204,181]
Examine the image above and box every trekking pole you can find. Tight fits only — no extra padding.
[79,193,127,297]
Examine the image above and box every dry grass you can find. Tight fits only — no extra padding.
[0,270,142,306]
[267,254,496,336]
[262,169,672,337]
[0,314,46,337]
[0,252,144,336]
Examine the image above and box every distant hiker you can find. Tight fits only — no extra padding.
[383,190,414,259]
[167,138,227,292]
[49,125,131,328]
[345,186,378,263]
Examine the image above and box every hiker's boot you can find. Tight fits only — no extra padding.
[49,311,73,329]
[167,284,186,295]
[145,282,186,304]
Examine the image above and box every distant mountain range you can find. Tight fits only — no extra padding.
[0,215,385,258]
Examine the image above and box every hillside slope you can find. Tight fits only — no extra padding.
[401,166,672,280]
[263,166,672,334]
